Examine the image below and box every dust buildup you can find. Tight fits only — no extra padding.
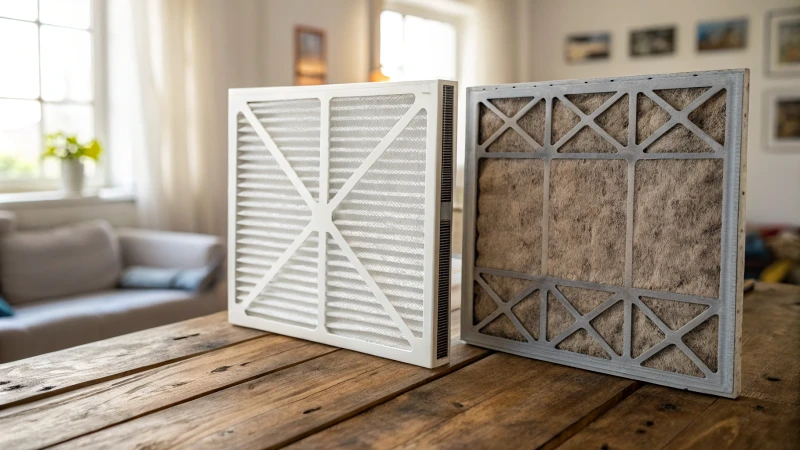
[548,159,627,286]
[640,297,708,330]
[632,304,664,358]
[546,292,575,340]
[559,285,613,315]
[632,159,723,298]
[642,344,704,377]
[552,98,581,143]
[688,89,726,145]
[511,291,540,339]
[654,87,710,111]
[636,93,670,144]
[645,124,713,153]
[564,92,615,115]
[479,314,527,342]
[482,274,533,302]
[682,315,719,372]
[518,99,546,145]
[476,159,544,274]
[595,94,629,145]
[556,328,610,359]
[558,126,616,153]
[590,301,625,355]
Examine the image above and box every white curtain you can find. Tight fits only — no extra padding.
[119,0,263,237]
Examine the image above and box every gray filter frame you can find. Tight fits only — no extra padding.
[461,70,748,397]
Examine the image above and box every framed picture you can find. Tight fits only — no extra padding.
[565,32,610,63]
[766,8,800,76]
[630,26,676,57]
[764,89,800,152]
[697,18,748,51]
[294,26,327,86]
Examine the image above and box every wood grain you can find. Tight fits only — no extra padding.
[0,312,265,409]
[288,353,638,450]
[386,362,638,449]
[0,335,336,450]
[559,384,716,449]
[664,397,800,450]
[53,343,489,450]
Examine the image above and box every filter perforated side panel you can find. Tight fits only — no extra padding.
[463,70,747,397]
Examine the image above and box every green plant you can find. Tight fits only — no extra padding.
[42,132,103,161]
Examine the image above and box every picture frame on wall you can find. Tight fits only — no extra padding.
[766,7,800,77]
[630,26,676,57]
[565,32,611,63]
[697,18,748,52]
[764,89,800,152]
[295,25,327,86]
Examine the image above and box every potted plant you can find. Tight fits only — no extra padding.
[42,132,103,197]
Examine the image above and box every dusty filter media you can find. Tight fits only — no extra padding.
[462,70,748,397]
[228,80,456,368]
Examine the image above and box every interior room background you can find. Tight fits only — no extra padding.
[1,0,798,241]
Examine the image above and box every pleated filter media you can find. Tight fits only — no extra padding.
[461,70,748,397]
[228,80,456,368]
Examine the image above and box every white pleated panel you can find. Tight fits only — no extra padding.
[330,94,427,340]
[235,100,321,328]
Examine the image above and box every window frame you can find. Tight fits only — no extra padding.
[0,0,108,193]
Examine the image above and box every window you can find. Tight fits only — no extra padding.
[380,10,457,82]
[0,0,103,192]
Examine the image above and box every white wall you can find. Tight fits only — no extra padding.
[517,0,800,226]
[262,0,371,86]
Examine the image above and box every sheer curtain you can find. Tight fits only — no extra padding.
[114,0,262,237]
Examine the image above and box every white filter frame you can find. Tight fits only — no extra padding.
[228,80,456,368]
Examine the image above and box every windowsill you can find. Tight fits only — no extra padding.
[0,186,136,209]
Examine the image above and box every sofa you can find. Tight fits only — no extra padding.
[0,211,226,363]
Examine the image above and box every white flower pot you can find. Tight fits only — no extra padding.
[61,159,85,197]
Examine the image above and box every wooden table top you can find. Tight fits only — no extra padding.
[1,282,797,449]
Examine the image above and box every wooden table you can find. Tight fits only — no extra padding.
[1,282,797,449]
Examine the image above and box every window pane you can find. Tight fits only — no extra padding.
[0,19,39,98]
[40,0,91,29]
[0,99,41,179]
[0,0,37,21]
[44,103,94,140]
[41,26,93,102]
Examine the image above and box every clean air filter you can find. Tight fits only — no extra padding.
[228,80,456,368]
[461,70,748,397]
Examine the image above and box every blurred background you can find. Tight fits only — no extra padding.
[0,0,798,361]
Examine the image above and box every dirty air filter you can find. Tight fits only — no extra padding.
[228,80,456,368]
[461,70,748,397]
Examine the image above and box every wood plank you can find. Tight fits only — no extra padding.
[0,312,265,409]
[288,353,639,450]
[740,283,800,406]
[53,343,490,450]
[664,396,800,449]
[0,334,337,450]
[388,362,638,450]
[558,384,716,449]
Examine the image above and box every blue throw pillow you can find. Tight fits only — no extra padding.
[0,296,14,317]
[119,259,219,292]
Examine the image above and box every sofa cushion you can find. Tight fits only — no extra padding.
[0,219,122,305]
[0,289,218,363]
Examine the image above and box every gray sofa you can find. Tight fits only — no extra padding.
[0,211,226,363]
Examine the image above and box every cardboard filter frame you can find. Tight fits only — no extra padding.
[460,69,748,397]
